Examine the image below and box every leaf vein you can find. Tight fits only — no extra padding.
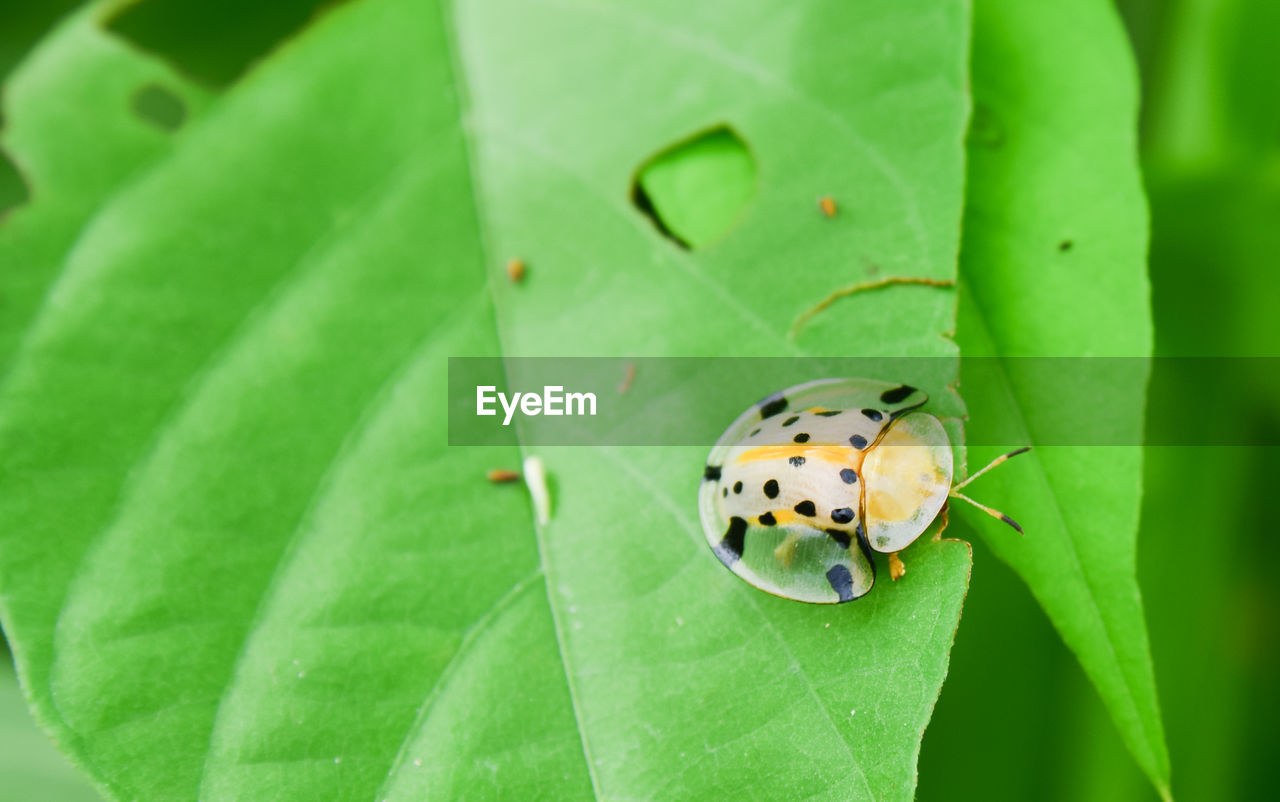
[372,569,545,801]
[196,293,491,797]
[45,142,439,737]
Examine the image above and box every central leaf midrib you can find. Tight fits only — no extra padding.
[437,0,607,796]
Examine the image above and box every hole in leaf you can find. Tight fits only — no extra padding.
[130,84,187,132]
[107,0,350,88]
[631,126,756,249]
[0,150,30,219]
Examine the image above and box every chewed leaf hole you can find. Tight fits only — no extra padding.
[631,126,756,249]
[130,84,187,132]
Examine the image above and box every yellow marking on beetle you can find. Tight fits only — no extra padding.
[752,511,793,529]
[767,509,799,527]
[734,444,861,467]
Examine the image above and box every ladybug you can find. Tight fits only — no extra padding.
[698,378,1026,603]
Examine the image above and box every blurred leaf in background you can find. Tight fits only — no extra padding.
[1121,1,1280,802]
[0,0,342,215]
[0,0,80,213]
[106,0,347,88]
[0,4,212,378]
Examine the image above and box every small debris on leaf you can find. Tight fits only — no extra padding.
[487,468,521,483]
[506,258,526,282]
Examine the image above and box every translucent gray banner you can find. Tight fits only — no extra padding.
[446,357,1279,446]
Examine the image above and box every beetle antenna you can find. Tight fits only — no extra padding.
[951,446,1030,491]
[949,491,1023,534]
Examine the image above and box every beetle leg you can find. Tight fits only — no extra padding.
[932,502,951,541]
[950,490,1023,534]
[889,552,907,581]
[951,447,1031,491]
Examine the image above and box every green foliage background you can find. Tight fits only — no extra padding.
[0,0,1275,800]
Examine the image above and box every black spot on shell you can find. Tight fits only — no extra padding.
[831,507,855,524]
[782,415,800,427]
[758,511,777,526]
[815,410,842,418]
[704,464,721,481]
[794,500,816,516]
[826,564,856,602]
[759,393,788,418]
[722,487,728,497]
[750,428,761,438]
[716,517,748,564]
[839,468,858,484]
[849,434,868,450]
[733,481,743,494]
[793,433,810,444]
[880,384,916,404]
[861,408,883,422]
[763,479,779,499]
[825,528,852,548]
[789,456,806,467]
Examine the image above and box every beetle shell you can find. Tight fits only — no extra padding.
[698,378,952,603]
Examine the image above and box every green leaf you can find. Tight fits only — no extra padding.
[0,0,80,84]
[105,0,345,89]
[0,0,81,211]
[0,662,105,802]
[0,0,978,799]
[955,0,1171,799]
[1138,0,1280,169]
[0,3,212,377]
